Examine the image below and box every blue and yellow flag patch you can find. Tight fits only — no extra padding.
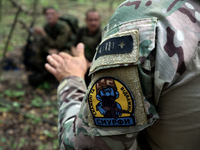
[88,77,136,127]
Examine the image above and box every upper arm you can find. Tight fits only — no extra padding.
[64,18,159,149]
[59,14,160,150]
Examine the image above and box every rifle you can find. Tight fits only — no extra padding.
[103,106,131,114]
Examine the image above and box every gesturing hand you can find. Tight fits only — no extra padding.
[45,43,88,82]
[34,27,46,36]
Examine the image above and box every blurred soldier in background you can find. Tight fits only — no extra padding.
[24,7,74,86]
[74,9,102,86]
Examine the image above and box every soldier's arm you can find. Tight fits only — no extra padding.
[57,76,137,149]
[44,24,72,50]
[45,43,138,149]
[45,7,160,150]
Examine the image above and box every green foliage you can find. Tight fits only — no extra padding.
[53,139,59,149]
[44,100,51,106]
[30,96,53,108]
[25,113,42,124]
[40,0,59,9]
[42,113,50,119]
[16,83,22,89]
[0,77,5,82]
[18,138,26,148]
[0,107,10,112]
[12,141,18,149]
[18,97,24,101]
[1,137,6,143]
[51,107,58,115]
[31,96,43,107]
[43,130,54,138]
[4,90,25,97]
[38,144,48,150]
[7,45,13,51]
[23,125,30,131]
[38,81,50,90]
[9,137,14,142]
[4,103,12,110]
[12,102,20,107]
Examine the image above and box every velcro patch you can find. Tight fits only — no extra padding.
[90,30,139,74]
[95,35,133,60]
[88,77,136,127]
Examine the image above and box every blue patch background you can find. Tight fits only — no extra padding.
[95,35,133,60]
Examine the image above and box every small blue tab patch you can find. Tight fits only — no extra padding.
[88,77,136,127]
[95,35,133,60]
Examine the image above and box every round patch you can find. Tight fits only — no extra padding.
[88,76,136,127]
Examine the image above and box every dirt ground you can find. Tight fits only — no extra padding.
[0,47,59,150]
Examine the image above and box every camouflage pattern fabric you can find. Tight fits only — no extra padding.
[74,27,102,62]
[43,20,72,51]
[58,0,200,149]
[33,21,72,71]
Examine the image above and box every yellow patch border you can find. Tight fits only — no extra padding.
[87,66,148,128]
[88,76,136,127]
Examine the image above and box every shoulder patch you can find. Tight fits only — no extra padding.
[88,76,136,127]
[95,35,133,60]
[90,30,139,74]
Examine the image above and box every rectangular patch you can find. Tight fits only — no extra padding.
[95,35,133,60]
[89,30,139,74]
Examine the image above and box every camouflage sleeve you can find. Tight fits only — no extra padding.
[44,24,72,50]
[58,0,200,149]
[58,76,138,150]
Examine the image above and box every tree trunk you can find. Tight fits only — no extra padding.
[92,0,96,8]
[27,0,39,39]
[109,0,114,11]
[0,7,21,75]
[0,0,2,21]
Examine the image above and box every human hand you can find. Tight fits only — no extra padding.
[87,61,92,68]
[71,46,92,69]
[45,43,88,82]
[48,49,59,55]
[34,27,46,36]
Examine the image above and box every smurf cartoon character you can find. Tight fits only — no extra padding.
[95,78,123,119]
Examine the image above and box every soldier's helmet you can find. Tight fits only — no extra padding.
[96,78,117,95]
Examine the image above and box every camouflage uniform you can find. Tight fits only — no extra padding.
[25,21,73,86]
[35,21,72,71]
[57,1,200,150]
[74,27,102,62]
